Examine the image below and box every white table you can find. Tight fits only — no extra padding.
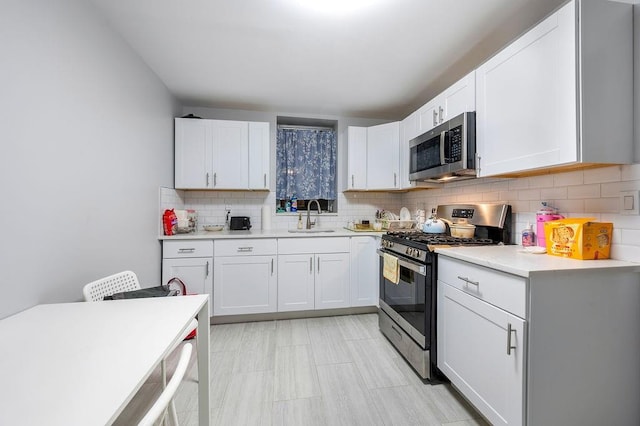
[0,294,210,426]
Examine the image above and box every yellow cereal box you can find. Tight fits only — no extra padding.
[543,218,613,260]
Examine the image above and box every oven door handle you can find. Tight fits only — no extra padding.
[376,249,426,275]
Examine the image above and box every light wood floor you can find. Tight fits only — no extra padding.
[116,313,488,426]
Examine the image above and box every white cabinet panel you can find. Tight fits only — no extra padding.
[162,257,213,309]
[350,236,379,307]
[366,122,400,190]
[347,126,367,190]
[476,0,632,177]
[439,283,525,426]
[175,118,210,189]
[278,254,315,312]
[213,255,277,315]
[248,121,270,190]
[314,253,350,310]
[417,71,475,135]
[210,120,249,189]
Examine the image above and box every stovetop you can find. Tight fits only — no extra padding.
[384,230,494,247]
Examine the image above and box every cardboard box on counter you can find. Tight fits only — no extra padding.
[543,218,612,260]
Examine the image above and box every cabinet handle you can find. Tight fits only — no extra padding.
[310,257,313,274]
[237,247,254,252]
[264,173,267,188]
[178,248,196,253]
[457,275,479,286]
[206,261,209,278]
[394,172,397,187]
[206,173,210,187]
[438,106,444,123]
[507,323,517,355]
[351,174,354,188]
[476,152,481,175]
[213,172,217,187]
[317,257,320,273]
[433,110,438,127]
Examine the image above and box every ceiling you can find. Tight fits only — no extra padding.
[89,0,570,119]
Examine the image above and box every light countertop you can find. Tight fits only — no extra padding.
[435,245,640,278]
[159,228,385,240]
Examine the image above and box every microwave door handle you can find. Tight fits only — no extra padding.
[439,131,447,165]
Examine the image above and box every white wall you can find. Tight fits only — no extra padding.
[0,0,179,318]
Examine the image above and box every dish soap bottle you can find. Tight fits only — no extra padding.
[521,222,535,247]
[297,212,303,229]
[290,194,298,212]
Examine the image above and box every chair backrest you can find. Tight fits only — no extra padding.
[138,343,192,426]
[82,270,141,302]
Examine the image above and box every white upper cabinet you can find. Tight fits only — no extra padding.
[248,121,270,190]
[366,122,400,190]
[417,71,476,134]
[346,122,400,191]
[174,118,270,190]
[347,126,368,190]
[476,0,632,177]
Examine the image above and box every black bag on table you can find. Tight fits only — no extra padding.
[103,286,177,300]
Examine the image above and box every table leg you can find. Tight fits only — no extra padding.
[197,301,210,425]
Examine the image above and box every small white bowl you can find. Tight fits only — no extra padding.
[203,225,223,232]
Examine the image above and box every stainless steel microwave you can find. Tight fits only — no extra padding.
[409,112,476,182]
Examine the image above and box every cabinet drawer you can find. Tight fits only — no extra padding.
[163,240,213,258]
[278,237,350,254]
[438,256,527,318]
[215,239,276,256]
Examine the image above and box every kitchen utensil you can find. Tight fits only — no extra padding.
[449,220,476,238]
[203,225,223,232]
[400,207,411,221]
[422,209,447,233]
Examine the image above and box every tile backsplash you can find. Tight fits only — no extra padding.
[160,164,640,263]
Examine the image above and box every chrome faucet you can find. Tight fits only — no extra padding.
[306,199,321,229]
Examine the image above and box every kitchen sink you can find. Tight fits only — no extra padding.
[287,229,335,233]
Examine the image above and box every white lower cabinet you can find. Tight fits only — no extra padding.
[277,254,315,312]
[439,284,525,426]
[350,236,379,307]
[213,239,277,315]
[278,237,351,311]
[162,240,213,309]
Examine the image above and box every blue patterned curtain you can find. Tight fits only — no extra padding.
[276,128,337,200]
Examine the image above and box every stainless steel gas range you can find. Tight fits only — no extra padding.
[377,203,512,381]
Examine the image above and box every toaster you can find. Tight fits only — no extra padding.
[229,216,251,230]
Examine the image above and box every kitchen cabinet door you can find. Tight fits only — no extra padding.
[366,122,399,189]
[248,121,270,190]
[476,4,576,177]
[350,236,379,307]
[438,282,525,426]
[417,99,439,134]
[315,253,350,309]
[210,120,249,189]
[475,0,632,177]
[162,257,213,309]
[278,254,315,312]
[347,126,367,190]
[175,118,211,189]
[443,71,475,122]
[213,255,277,315]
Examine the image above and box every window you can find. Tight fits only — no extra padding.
[276,118,337,212]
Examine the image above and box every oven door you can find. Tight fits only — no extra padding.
[377,249,432,348]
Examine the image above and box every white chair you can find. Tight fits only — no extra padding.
[138,343,192,426]
[82,271,198,424]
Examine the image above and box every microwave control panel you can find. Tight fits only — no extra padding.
[446,126,462,163]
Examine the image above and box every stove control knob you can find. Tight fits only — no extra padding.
[405,247,410,255]
[415,250,420,258]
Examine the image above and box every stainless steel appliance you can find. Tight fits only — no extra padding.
[409,112,476,182]
[229,216,251,230]
[378,203,512,381]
